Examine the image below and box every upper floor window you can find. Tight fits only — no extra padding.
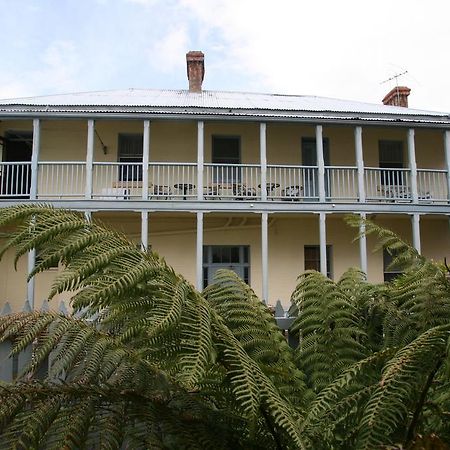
[212,136,241,183]
[304,245,332,279]
[118,133,143,181]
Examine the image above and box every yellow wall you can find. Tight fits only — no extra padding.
[0,119,446,168]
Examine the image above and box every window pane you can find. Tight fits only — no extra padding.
[212,247,222,263]
[243,246,249,263]
[231,247,240,263]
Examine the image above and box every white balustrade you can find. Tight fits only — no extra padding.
[266,165,318,200]
[365,168,412,202]
[417,169,448,202]
[325,166,358,201]
[0,162,32,197]
[0,161,447,204]
[204,164,261,199]
[38,162,85,199]
[149,163,197,199]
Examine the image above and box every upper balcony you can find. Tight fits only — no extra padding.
[0,119,448,211]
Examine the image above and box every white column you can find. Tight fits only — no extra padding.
[261,212,268,303]
[260,123,267,201]
[85,120,95,199]
[354,126,366,202]
[30,119,41,200]
[197,121,204,201]
[141,211,149,250]
[196,212,203,291]
[84,211,92,222]
[142,120,150,200]
[359,212,368,275]
[27,118,41,307]
[444,130,450,202]
[412,213,421,253]
[319,212,327,276]
[27,249,35,308]
[316,125,326,202]
[408,128,418,203]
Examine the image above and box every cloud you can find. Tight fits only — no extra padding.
[147,27,189,73]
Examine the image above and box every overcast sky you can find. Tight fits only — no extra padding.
[1,0,449,112]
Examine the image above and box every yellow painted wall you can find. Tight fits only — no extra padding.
[0,213,448,311]
[0,119,445,168]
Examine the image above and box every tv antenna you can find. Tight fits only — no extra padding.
[381,70,408,104]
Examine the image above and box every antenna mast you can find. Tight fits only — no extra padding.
[381,70,408,104]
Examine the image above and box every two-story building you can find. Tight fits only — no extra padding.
[0,51,449,311]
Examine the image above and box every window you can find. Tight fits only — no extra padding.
[383,248,403,282]
[203,245,249,289]
[212,136,241,183]
[118,133,143,181]
[304,245,332,279]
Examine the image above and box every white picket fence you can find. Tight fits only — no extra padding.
[0,298,295,382]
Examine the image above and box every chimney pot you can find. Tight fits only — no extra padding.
[382,86,411,108]
[186,51,204,93]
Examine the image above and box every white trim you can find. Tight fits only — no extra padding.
[85,120,95,199]
[444,130,450,202]
[260,123,267,201]
[261,212,268,302]
[30,119,40,200]
[412,213,421,253]
[197,121,204,201]
[196,212,203,290]
[141,211,148,249]
[316,125,326,202]
[359,212,368,275]
[408,128,418,203]
[319,212,327,275]
[142,120,150,200]
[355,126,365,202]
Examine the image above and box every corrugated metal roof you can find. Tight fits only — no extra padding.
[0,89,448,123]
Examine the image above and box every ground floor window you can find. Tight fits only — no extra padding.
[304,245,332,279]
[203,245,250,289]
[383,248,403,282]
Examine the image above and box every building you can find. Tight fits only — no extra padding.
[0,51,449,311]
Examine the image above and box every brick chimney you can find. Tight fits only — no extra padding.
[186,51,205,93]
[382,86,411,108]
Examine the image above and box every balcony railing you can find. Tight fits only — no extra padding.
[38,162,85,198]
[0,162,447,204]
[325,166,358,201]
[267,165,318,200]
[365,168,412,202]
[0,162,32,197]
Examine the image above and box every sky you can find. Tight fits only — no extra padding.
[0,0,449,112]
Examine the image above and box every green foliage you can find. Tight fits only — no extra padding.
[0,206,449,449]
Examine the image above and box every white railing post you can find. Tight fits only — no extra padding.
[261,212,268,303]
[316,125,326,202]
[444,130,450,203]
[85,120,95,199]
[196,212,203,291]
[141,211,149,250]
[197,121,204,201]
[30,119,41,200]
[319,212,327,276]
[359,212,368,275]
[412,213,421,253]
[27,249,35,309]
[354,126,366,202]
[142,120,150,200]
[408,128,418,203]
[260,123,267,201]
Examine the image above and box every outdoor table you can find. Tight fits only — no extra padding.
[174,183,195,200]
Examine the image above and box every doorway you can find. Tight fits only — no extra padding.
[2,131,33,198]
